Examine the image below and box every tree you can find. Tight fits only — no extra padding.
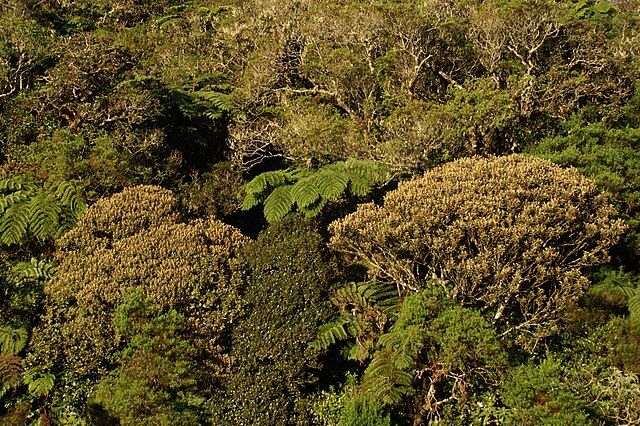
[213,218,337,425]
[329,154,626,348]
[26,185,248,418]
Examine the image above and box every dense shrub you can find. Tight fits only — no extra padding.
[329,154,626,348]
[26,186,248,412]
[214,218,337,425]
[88,291,205,426]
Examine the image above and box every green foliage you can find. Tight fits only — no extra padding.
[23,371,55,397]
[0,325,28,355]
[10,258,56,282]
[330,154,626,349]
[0,178,87,246]
[590,267,640,319]
[0,324,28,400]
[529,120,640,260]
[214,218,337,425]
[500,359,594,425]
[241,159,391,223]
[89,291,204,426]
[26,186,248,417]
[337,398,392,426]
[311,281,398,362]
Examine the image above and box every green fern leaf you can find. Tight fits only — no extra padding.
[333,282,369,310]
[347,173,375,197]
[24,372,54,397]
[11,258,56,281]
[155,14,184,28]
[28,193,61,241]
[195,91,233,111]
[241,192,261,210]
[0,326,28,355]
[363,349,414,405]
[629,293,640,318]
[243,170,291,198]
[53,181,87,215]
[291,176,321,209]
[0,178,24,192]
[0,191,29,214]
[314,170,349,201]
[264,186,294,223]
[0,202,29,245]
[301,197,327,218]
[311,317,350,350]
[197,5,229,16]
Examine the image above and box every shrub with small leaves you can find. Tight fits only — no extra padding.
[329,154,626,348]
[26,185,248,413]
[213,218,337,425]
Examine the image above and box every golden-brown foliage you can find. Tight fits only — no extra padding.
[329,155,626,347]
[28,186,248,379]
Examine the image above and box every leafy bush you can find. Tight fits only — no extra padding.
[500,358,593,425]
[26,186,248,414]
[88,291,205,426]
[329,154,626,348]
[214,218,337,425]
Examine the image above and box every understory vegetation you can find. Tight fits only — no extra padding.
[1,0,639,424]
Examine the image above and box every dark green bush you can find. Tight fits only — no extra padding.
[214,218,337,425]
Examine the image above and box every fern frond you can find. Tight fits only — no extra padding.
[0,354,23,389]
[197,5,229,16]
[347,173,376,197]
[314,170,349,201]
[24,372,54,397]
[0,178,25,193]
[629,293,640,319]
[194,91,233,112]
[241,192,261,210]
[344,158,389,181]
[243,170,291,198]
[311,316,353,351]
[0,191,29,215]
[53,181,87,217]
[333,282,370,310]
[11,258,56,281]
[362,349,414,405]
[291,176,321,209]
[155,14,184,28]
[264,186,294,223]
[0,326,28,355]
[0,202,29,245]
[28,193,61,242]
[301,197,326,218]
[332,281,398,314]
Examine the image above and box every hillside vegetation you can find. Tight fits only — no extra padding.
[1,0,639,424]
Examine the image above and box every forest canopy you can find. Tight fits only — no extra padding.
[0,0,639,425]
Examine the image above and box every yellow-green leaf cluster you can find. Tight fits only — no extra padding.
[329,154,626,347]
[28,186,248,380]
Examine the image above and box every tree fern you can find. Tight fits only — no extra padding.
[240,159,391,222]
[0,178,86,246]
[0,326,28,355]
[311,281,398,358]
[361,348,415,406]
